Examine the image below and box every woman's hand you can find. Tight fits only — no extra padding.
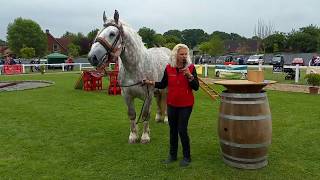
[181,68,193,79]
[142,79,155,86]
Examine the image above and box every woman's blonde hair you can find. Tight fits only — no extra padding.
[169,44,192,67]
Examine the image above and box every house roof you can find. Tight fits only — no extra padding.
[46,30,71,52]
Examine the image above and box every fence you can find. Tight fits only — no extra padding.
[0,63,309,83]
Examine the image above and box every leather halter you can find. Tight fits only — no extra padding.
[94,22,124,68]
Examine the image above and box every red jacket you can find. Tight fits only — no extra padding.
[166,64,195,107]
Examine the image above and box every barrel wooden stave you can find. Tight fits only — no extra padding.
[218,92,272,169]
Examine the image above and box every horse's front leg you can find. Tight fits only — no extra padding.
[140,96,153,144]
[126,96,138,144]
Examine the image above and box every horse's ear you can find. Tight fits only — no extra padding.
[114,10,119,24]
[103,11,107,24]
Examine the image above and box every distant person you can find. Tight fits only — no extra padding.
[66,57,74,71]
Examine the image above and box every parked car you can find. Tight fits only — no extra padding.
[270,55,284,66]
[216,55,234,65]
[246,54,264,65]
[292,58,304,66]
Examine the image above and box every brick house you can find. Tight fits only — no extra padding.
[46,29,71,55]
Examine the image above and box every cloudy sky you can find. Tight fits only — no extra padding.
[1,0,319,40]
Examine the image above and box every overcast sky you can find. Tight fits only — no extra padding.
[1,0,320,40]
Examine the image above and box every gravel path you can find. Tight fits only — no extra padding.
[0,80,54,92]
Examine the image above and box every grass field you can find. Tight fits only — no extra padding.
[0,73,319,179]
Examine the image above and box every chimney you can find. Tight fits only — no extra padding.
[46,29,49,34]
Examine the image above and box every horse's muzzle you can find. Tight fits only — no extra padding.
[88,55,99,67]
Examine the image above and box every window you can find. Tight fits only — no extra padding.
[53,44,59,52]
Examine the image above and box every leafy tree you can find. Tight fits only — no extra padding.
[7,17,47,57]
[210,31,231,40]
[199,36,225,56]
[164,43,176,50]
[138,27,156,48]
[87,29,99,43]
[263,32,287,53]
[0,39,6,46]
[62,32,89,56]
[154,34,166,47]
[163,30,182,41]
[67,43,80,57]
[287,32,317,52]
[164,35,181,44]
[20,47,35,59]
[181,29,209,48]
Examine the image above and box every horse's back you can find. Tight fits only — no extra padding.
[145,47,171,81]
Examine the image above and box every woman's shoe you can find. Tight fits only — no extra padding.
[179,158,191,167]
[162,156,177,164]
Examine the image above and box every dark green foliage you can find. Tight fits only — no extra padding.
[138,27,157,48]
[304,73,320,86]
[263,33,287,53]
[181,29,209,48]
[7,17,47,57]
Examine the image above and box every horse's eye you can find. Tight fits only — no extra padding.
[109,32,116,38]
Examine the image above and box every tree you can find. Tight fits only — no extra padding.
[0,39,6,46]
[67,43,80,57]
[138,27,156,48]
[164,43,176,50]
[287,32,317,53]
[164,35,181,44]
[263,32,287,53]
[63,32,89,56]
[181,29,209,48]
[154,34,166,47]
[7,17,47,57]
[254,19,275,53]
[87,29,99,43]
[20,47,35,59]
[199,36,225,56]
[163,30,182,41]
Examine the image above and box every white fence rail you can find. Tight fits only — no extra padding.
[0,63,94,74]
[0,63,308,83]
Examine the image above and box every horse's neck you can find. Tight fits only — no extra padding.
[121,27,147,74]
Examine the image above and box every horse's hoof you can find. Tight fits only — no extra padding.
[129,132,138,144]
[164,116,168,124]
[155,114,162,123]
[155,119,164,123]
[128,139,138,144]
[140,138,150,144]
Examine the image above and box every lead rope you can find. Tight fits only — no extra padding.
[135,85,150,124]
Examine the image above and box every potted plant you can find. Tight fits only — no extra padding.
[304,73,320,94]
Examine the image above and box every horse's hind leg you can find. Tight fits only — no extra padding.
[160,89,168,123]
[126,97,138,144]
[154,90,163,123]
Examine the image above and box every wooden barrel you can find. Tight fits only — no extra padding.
[218,92,272,169]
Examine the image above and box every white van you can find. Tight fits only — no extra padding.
[246,54,264,65]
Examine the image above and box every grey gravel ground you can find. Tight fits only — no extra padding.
[0,80,54,92]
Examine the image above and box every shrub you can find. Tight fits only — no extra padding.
[304,73,320,86]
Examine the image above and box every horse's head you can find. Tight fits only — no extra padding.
[88,10,124,68]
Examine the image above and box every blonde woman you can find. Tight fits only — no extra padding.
[143,44,199,167]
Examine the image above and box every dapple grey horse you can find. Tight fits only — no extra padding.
[88,10,170,144]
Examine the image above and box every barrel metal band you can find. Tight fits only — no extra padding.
[221,99,267,105]
[220,114,271,121]
[221,92,266,98]
[222,152,267,163]
[220,139,271,148]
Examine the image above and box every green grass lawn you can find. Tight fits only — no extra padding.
[0,73,319,179]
